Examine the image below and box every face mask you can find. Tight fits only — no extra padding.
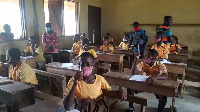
[103,41,108,45]
[46,27,51,32]
[134,27,140,31]
[155,38,161,43]
[123,38,127,42]
[143,57,152,64]
[81,66,93,76]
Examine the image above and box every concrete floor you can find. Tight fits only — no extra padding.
[0,65,200,112]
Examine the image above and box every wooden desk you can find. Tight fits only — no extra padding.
[168,54,188,63]
[96,53,124,73]
[20,100,65,112]
[59,50,75,63]
[0,78,35,112]
[103,72,179,112]
[114,50,134,68]
[21,56,36,69]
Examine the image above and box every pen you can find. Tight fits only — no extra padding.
[57,108,61,112]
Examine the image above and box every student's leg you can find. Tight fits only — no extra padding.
[157,95,167,112]
[6,105,12,112]
[127,89,135,109]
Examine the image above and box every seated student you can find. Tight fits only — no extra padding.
[63,52,127,112]
[126,49,168,112]
[79,38,97,58]
[119,35,129,50]
[0,24,14,41]
[6,48,38,85]
[151,31,169,59]
[167,35,181,54]
[99,37,114,54]
[23,36,46,70]
[106,33,114,45]
[72,34,81,56]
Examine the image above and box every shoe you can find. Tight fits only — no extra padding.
[125,107,134,112]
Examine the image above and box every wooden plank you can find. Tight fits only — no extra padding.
[21,57,36,69]
[33,69,66,80]
[168,54,187,63]
[35,91,63,104]
[114,50,134,55]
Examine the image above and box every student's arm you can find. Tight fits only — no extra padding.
[131,51,140,75]
[162,46,170,59]
[63,71,83,110]
[31,45,36,57]
[175,44,181,54]
[146,73,168,84]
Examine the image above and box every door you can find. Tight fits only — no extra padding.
[88,6,101,45]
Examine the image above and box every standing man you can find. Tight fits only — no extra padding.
[42,23,59,62]
[128,22,149,59]
[157,16,173,44]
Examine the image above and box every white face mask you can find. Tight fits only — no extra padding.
[123,38,127,42]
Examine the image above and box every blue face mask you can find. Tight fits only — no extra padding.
[46,27,51,32]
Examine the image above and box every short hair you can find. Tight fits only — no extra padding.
[125,35,129,38]
[80,52,94,60]
[133,22,139,26]
[156,31,164,38]
[148,49,158,58]
[103,37,109,41]
[106,33,110,36]
[164,16,172,21]
[3,24,10,29]
[172,35,178,43]
[29,36,37,40]
[82,38,89,45]
[45,22,52,27]
[7,48,21,60]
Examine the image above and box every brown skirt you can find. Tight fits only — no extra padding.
[75,98,108,112]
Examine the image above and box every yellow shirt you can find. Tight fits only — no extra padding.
[151,43,169,59]
[78,48,97,58]
[9,61,38,85]
[109,37,114,42]
[99,44,114,54]
[167,43,181,54]
[24,45,45,62]
[65,74,111,99]
[119,42,129,50]
[72,41,81,55]
[137,61,167,77]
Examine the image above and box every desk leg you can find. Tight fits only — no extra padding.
[170,97,177,112]
[181,73,186,98]
[128,55,131,69]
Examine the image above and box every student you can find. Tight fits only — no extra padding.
[119,35,130,50]
[157,16,173,44]
[42,22,59,62]
[127,49,168,112]
[99,37,114,54]
[79,38,97,58]
[106,33,114,45]
[72,34,81,55]
[128,22,149,59]
[63,52,127,111]
[6,48,38,85]
[0,24,14,41]
[167,35,181,54]
[151,31,169,59]
[23,36,46,70]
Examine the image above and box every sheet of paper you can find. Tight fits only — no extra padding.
[129,75,149,81]
[62,63,74,68]
[160,59,171,64]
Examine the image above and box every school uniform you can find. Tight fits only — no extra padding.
[65,74,111,112]
[9,60,38,85]
[99,44,114,54]
[167,43,181,54]
[151,43,169,59]
[119,42,129,50]
[24,45,46,69]
[78,48,97,58]
[157,25,172,44]
[73,41,81,55]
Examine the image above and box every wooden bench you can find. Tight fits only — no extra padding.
[168,54,187,63]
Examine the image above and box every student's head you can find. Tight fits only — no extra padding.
[45,23,52,32]
[123,35,129,43]
[6,48,21,66]
[106,33,110,37]
[103,37,109,45]
[133,22,140,31]
[29,36,37,45]
[79,52,95,77]
[81,38,89,50]
[80,33,86,39]
[73,34,80,42]
[3,24,11,33]
[155,31,164,43]
[143,49,158,65]
[164,16,173,26]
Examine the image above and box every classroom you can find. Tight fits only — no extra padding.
[0,0,199,112]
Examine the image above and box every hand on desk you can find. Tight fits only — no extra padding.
[146,76,156,84]
[118,89,127,101]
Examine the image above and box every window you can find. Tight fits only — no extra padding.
[0,0,22,39]
[44,0,79,36]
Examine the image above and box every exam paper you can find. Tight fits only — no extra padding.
[62,63,74,68]
[160,59,171,64]
[129,75,149,81]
